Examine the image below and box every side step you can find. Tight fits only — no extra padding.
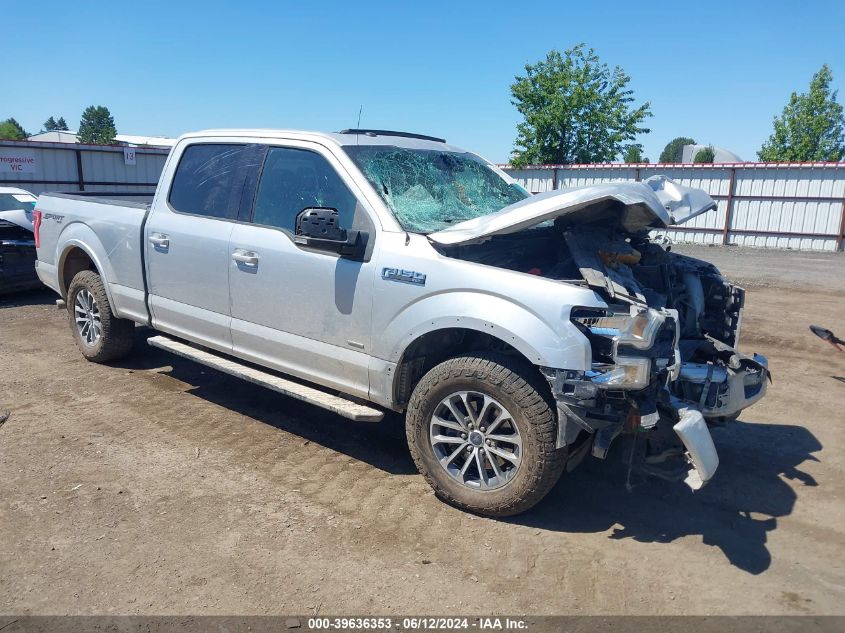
[147,335,384,422]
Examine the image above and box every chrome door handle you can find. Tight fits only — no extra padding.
[149,234,169,249]
[232,251,259,266]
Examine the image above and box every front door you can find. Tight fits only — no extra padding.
[228,144,376,398]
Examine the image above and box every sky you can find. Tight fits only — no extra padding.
[5,1,844,163]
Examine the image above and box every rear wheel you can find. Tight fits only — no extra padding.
[67,270,134,362]
[406,353,566,517]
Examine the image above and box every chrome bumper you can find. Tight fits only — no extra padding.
[677,353,769,420]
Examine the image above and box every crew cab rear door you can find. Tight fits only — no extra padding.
[227,141,377,400]
[145,142,263,352]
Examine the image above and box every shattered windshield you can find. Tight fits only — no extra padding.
[343,145,529,233]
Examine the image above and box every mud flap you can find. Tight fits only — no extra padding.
[673,407,719,490]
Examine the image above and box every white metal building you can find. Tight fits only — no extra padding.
[26,131,176,147]
[681,145,743,163]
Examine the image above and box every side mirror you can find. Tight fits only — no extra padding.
[294,207,368,260]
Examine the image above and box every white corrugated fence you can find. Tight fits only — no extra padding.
[503,163,845,251]
[2,140,843,251]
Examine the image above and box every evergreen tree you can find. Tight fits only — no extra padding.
[77,105,117,145]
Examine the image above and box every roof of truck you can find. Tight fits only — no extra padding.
[179,129,466,153]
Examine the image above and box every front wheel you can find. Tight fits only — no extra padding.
[66,270,135,363]
[406,353,566,517]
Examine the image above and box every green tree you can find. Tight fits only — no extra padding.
[43,116,69,132]
[510,44,652,166]
[0,118,28,140]
[693,146,716,163]
[758,64,845,161]
[623,145,648,163]
[659,136,696,163]
[77,105,117,144]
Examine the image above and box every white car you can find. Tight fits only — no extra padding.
[0,186,37,232]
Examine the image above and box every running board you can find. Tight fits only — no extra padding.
[147,335,384,422]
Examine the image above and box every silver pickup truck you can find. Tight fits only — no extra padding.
[34,129,769,516]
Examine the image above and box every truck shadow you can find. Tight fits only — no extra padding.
[514,421,822,575]
[0,288,55,309]
[116,330,820,576]
[117,330,418,477]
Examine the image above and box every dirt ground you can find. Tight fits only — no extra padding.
[1,246,844,616]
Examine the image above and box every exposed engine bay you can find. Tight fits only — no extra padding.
[433,180,770,490]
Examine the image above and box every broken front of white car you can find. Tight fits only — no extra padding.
[0,187,40,294]
[429,176,770,490]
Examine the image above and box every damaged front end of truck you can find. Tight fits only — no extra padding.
[430,176,770,490]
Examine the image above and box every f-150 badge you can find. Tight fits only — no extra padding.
[382,267,426,286]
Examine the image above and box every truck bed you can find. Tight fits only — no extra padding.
[40,192,152,211]
[34,193,152,323]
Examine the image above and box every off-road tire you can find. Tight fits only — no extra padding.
[67,270,135,363]
[406,353,567,517]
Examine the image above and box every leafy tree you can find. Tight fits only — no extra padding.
[659,136,696,163]
[77,105,117,144]
[758,64,845,161]
[0,118,28,140]
[623,145,648,163]
[693,146,716,163]
[510,44,652,166]
[43,116,70,132]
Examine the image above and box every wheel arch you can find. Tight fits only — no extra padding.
[55,226,117,309]
[392,326,550,409]
[378,292,592,408]
[59,245,99,296]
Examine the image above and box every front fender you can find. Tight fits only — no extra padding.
[377,290,593,370]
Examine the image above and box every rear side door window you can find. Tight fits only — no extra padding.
[168,143,260,220]
[251,147,359,232]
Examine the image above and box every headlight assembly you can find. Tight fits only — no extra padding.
[572,306,673,390]
[616,307,665,349]
[589,358,651,390]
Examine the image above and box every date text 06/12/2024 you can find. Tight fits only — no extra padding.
[306,617,528,630]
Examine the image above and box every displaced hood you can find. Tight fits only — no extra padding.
[0,191,37,232]
[0,209,34,232]
[428,176,716,246]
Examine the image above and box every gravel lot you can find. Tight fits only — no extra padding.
[1,246,844,616]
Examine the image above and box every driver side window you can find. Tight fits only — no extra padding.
[252,147,358,232]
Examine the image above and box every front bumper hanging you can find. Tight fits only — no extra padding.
[672,405,720,490]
